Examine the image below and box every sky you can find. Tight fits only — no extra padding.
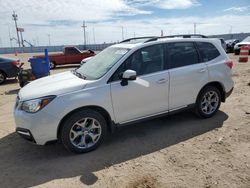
[0,0,250,47]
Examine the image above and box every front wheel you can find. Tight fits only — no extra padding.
[60,109,107,153]
[0,71,6,85]
[49,61,56,69]
[195,86,221,118]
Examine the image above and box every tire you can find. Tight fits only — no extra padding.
[19,81,29,88]
[60,109,107,153]
[49,61,56,69]
[234,51,239,55]
[0,71,6,85]
[195,86,221,118]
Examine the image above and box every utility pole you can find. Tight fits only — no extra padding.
[161,29,164,37]
[194,23,196,34]
[47,34,51,46]
[12,11,21,47]
[8,26,13,48]
[82,20,87,49]
[36,36,39,46]
[121,26,124,40]
[19,29,24,47]
[92,27,96,44]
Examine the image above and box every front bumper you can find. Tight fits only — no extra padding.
[226,87,234,99]
[16,127,36,143]
[14,107,60,145]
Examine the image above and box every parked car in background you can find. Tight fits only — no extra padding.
[234,36,250,55]
[0,56,20,85]
[15,36,234,153]
[33,46,95,69]
[219,38,226,51]
[225,39,240,53]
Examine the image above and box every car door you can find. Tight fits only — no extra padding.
[109,44,169,123]
[167,42,209,110]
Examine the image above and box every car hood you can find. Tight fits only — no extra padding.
[18,71,91,101]
[236,41,250,46]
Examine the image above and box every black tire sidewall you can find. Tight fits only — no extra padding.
[196,86,221,118]
[60,109,107,153]
[0,71,6,85]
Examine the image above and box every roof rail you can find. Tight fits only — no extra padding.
[120,34,208,44]
[165,34,207,38]
[120,36,157,43]
[144,34,208,43]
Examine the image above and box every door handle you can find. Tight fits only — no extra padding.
[156,78,167,84]
[198,68,206,73]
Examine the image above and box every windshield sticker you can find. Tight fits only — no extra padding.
[115,49,128,55]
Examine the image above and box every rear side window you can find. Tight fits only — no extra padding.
[167,42,199,69]
[196,42,220,62]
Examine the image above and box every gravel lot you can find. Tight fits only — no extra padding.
[0,53,249,188]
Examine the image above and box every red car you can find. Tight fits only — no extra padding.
[34,46,95,69]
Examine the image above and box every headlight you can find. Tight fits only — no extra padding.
[21,96,55,113]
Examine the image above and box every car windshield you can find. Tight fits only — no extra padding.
[76,47,129,80]
[242,36,250,42]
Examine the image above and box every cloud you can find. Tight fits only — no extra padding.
[126,0,201,9]
[0,0,151,25]
[223,6,250,12]
[157,0,200,9]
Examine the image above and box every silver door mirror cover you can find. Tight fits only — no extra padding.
[121,70,137,86]
[122,70,137,80]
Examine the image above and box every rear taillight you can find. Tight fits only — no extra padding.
[225,60,233,69]
[12,60,20,67]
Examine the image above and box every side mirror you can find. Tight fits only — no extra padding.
[121,70,137,86]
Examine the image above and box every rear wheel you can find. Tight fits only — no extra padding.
[0,71,6,85]
[49,61,56,69]
[60,109,107,153]
[195,86,221,118]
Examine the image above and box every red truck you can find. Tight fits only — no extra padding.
[34,46,95,69]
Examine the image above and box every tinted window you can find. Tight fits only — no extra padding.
[196,42,220,62]
[167,42,199,69]
[66,48,80,55]
[110,44,164,81]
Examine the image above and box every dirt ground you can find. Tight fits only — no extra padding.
[0,53,249,188]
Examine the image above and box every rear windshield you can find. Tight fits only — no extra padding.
[196,42,220,62]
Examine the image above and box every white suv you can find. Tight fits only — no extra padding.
[14,37,234,153]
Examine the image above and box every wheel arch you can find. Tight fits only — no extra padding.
[57,105,116,140]
[197,81,226,103]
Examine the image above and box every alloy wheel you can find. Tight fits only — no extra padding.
[201,90,219,115]
[69,117,102,149]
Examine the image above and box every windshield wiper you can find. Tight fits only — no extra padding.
[71,69,86,79]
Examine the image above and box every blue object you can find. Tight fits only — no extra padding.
[29,49,50,78]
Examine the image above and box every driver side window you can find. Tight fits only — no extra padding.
[110,44,164,82]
